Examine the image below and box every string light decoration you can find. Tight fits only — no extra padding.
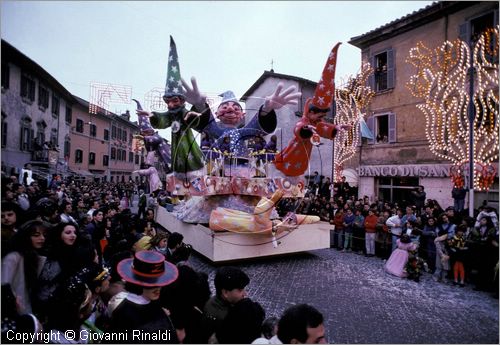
[332,63,374,182]
[406,26,499,190]
[89,82,132,114]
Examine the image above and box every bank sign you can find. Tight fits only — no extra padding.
[357,164,451,177]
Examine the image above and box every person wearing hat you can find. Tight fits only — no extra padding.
[275,43,351,177]
[136,36,208,175]
[108,250,179,343]
[186,83,301,158]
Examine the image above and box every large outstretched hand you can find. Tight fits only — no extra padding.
[181,77,207,110]
[263,83,302,113]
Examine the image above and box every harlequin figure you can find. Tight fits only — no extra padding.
[136,36,208,175]
[275,43,351,176]
[183,85,301,158]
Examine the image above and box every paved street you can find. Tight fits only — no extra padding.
[189,246,499,344]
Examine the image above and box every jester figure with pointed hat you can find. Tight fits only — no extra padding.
[181,78,301,157]
[136,36,209,175]
[275,43,351,176]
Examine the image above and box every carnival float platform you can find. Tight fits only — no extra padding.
[155,205,331,263]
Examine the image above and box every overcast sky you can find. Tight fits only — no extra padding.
[2,0,432,119]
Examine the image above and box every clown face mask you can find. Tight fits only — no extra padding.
[216,101,245,126]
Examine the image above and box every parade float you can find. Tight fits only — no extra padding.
[134,36,364,262]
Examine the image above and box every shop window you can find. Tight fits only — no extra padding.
[378,177,419,205]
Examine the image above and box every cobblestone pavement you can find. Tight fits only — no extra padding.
[190,247,499,344]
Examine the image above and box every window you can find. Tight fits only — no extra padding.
[65,107,72,124]
[75,149,83,163]
[104,129,109,141]
[130,133,133,143]
[89,152,96,165]
[90,124,97,137]
[111,147,116,160]
[378,177,419,204]
[123,130,127,142]
[366,113,396,144]
[369,49,395,92]
[76,119,84,133]
[50,128,57,147]
[2,63,10,90]
[51,95,60,116]
[129,151,134,163]
[20,74,35,102]
[103,155,109,166]
[135,154,140,164]
[111,126,117,139]
[64,136,71,159]
[1,113,7,148]
[20,117,33,151]
[460,10,498,64]
[38,85,49,109]
[117,128,122,141]
[36,121,46,148]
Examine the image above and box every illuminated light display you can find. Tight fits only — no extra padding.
[406,26,499,190]
[89,82,132,114]
[332,63,374,182]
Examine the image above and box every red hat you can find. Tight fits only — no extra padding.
[309,42,342,113]
[117,250,178,287]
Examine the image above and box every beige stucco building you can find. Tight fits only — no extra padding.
[348,1,498,209]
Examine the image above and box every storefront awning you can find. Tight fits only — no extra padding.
[69,169,94,177]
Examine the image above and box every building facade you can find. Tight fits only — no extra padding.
[348,1,499,209]
[1,40,74,180]
[2,39,149,184]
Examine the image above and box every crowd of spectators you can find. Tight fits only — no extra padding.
[1,170,329,344]
[276,174,499,295]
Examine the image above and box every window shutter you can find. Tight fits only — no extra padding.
[388,113,396,143]
[30,129,35,150]
[458,22,470,44]
[386,49,395,89]
[368,56,375,91]
[367,116,375,145]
